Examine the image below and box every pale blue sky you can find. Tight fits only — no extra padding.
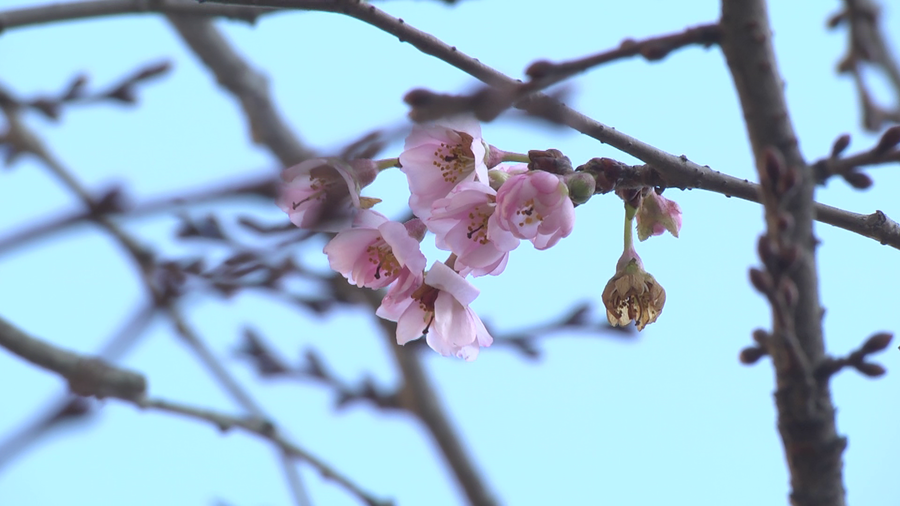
[1,1,898,505]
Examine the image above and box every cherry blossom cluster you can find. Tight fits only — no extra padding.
[277,117,682,360]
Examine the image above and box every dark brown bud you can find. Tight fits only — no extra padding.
[739,346,767,364]
[757,236,776,263]
[751,329,770,346]
[779,278,799,307]
[842,171,873,189]
[528,149,572,174]
[525,60,556,79]
[855,362,886,377]
[830,134,851,158]
[762,148,785,190]
[749,268,773,294]
[861,332,893,354]
[875,125,900,154]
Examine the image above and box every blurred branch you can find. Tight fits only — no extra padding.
[0,61,172,122]
[166,15,315,166]
[812,127,900,186]
[0,101,315,506]
[0,311,389,505]
[0,0,276,31]
[489,302,636,360]
[201,0,900,251]
[138,397,390,506]
[408,23,721,123]
[0,314,147,401]
[720,2,846,506]
[830,0,900,130]
[0,303,155,472]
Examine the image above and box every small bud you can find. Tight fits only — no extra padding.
[831,134,851,158]
[855,362,886,377]
[525,60,556,79]
[861,332,893,354]
[528,149,572,175]
[749,268,773,294]
[762,148,785,190]
[751,329,770,346]
[739,346,766,365]
[635,190,682,241]
[842,171,873,189]
[565,172,596,205]
[875,125,900,154]
[779,278,799,307]
[757,236,776,263]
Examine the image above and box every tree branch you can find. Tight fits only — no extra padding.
[0,314,146,401]
[0,0,275,32]
[165,14,315,166]
[193,0,900,250]
[720,2,845,506]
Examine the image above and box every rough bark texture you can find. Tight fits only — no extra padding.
[720,2,846,506]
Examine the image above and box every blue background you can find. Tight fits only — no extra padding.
[0,1,898,505]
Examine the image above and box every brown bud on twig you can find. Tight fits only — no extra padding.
[874,125,900,154]
[779,278,799,308]
[830,134,851,158]
[854,362,886,377]
[751,329,770,346]
[749,268,773,294]
[861,332,893,354]
[525,60,556,79]
[842,171,873,189]
[761,148,785,190]
[739,346,767,365]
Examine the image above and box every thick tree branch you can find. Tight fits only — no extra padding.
[0,314,146,401]
[720,2,845,506]
[0,0,275,31]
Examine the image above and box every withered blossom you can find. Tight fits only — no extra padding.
[602,247,666,331]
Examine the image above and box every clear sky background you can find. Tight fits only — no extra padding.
[1,0,898,505]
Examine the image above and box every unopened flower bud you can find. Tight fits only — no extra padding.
[565,172,596,205]
[635,190,682,241]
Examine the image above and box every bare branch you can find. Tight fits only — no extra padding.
[197,0,900,250]
[166,15,315,166]
[0,314,146,401]
[0,0,276,31]
[720,2,845,505]
[830,0,900,130]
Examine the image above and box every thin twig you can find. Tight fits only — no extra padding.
[198,0,900,250]
[0,0,276,31]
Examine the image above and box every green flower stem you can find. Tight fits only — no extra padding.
[623,203,637,251]
[375,158,400,171]
[500,152,530,163]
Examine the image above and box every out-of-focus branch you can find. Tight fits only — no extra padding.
[720,3,845,506]
[0,310,388,505]
[0,102,315,506]
[166,15,314,166]
[138,397,389,506]
[329,284,498,506]
[830,0,900,130]
[0,0,276,31]
[0,314,146,401]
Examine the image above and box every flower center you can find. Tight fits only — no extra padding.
[431,132,475,184]
[366,239,400,280]
[515,199,544,227]
[465,204,493,245]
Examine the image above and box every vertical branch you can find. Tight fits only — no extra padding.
[720,2,845,506]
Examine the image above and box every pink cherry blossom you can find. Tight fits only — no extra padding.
[426,181,519,277]
[399,117,488,219]
[494,169,575,250]
[378,261,493,361]
[636,190,682,241]
[323,210,426,291]
[277,158,378,231]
